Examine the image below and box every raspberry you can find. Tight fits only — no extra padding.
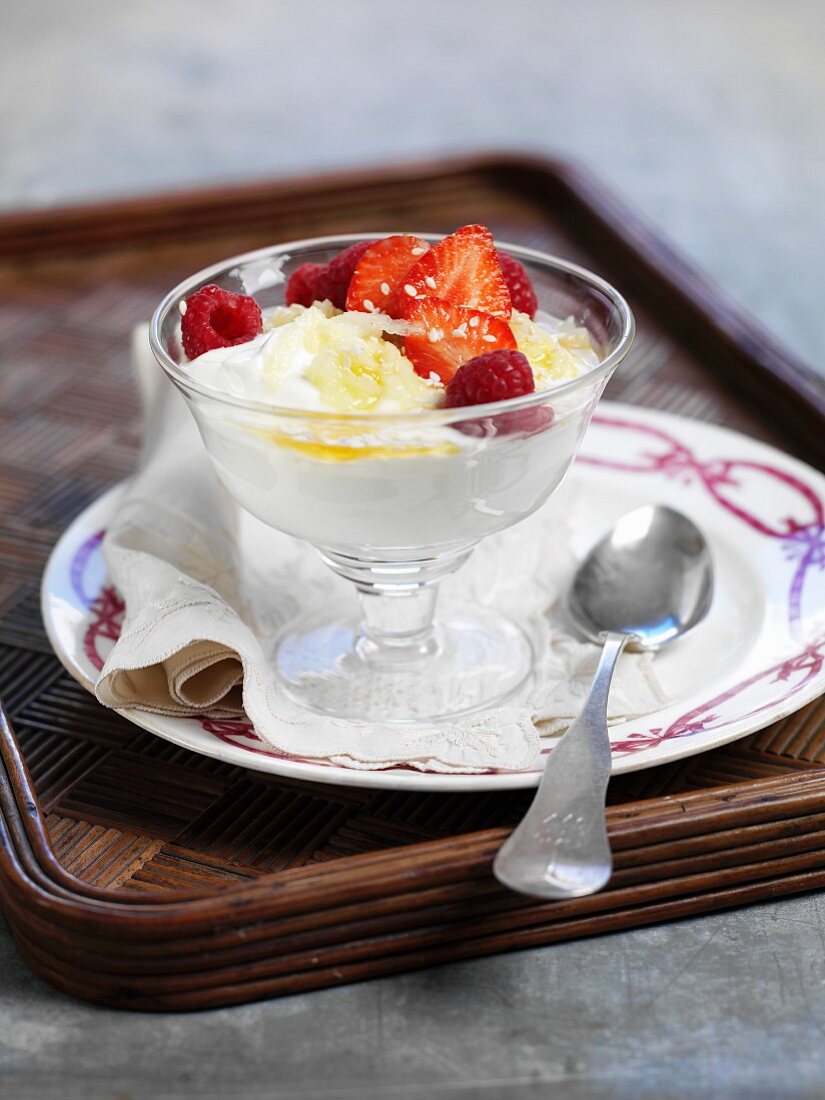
[181,285,262,359]
[457,404,554,438]
[314,241,372,309]
[497,252,538,318]
[285,262,325,307]
[445,348,535,407]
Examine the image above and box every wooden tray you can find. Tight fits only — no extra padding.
[0,153,823,1011]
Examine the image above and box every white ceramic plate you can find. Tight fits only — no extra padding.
[41,402,825,792]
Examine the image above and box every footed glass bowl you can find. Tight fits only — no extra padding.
[150,234,634,725]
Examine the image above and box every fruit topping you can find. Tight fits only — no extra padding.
[400,224,512,318]
[497,252,538,318]
[403,297,517,384]
[285,263,325,308]
[312,241,372,310]
[508,309,594,384]
[346,235,430,316]
[181,285,263,358]
[445,348,553,436]
[444,348,535,407]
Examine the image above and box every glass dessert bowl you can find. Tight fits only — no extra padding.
[150,230,634,725]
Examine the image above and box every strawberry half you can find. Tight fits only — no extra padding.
[400,224,512,319]
[403,297,517,384]
[346,235,430,316]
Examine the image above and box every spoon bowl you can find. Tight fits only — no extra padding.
[567,504,714,649]
[494,504,714,900]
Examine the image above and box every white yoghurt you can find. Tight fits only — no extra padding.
[181,302,605,554]
[190,328,323,410]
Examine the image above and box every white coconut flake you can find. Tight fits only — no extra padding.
[363,299,375,312]
[380,282,391,296]
[469,316,480,328]
[375,314,415,336]
[482,334,497,343]
[428,327,444,343]
[425,276,437,290]
[179,300,187,315]
[411,246,427,256]
[404,284,417,298]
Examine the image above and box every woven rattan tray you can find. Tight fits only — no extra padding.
[1,153,823,1010]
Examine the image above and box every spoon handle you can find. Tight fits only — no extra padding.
[493,632,629,899]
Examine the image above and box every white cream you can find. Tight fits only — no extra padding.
[192,396,591,551]
[188,317,322,410]
[181,303,605,552]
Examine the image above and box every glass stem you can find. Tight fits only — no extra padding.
[318,543,477,663]
[358,586,439,657]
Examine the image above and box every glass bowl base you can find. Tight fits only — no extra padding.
[273,604,534,725]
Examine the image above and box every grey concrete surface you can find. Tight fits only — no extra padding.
[4,894,825,1099]
[2,2,825,1098]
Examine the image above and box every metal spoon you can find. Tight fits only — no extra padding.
[493,504,713,900]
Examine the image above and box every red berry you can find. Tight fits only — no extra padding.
[314,241,372,309]
[497,252,538,318]
[446,349,553,436]
[402,224,512,318]
[181,284,263,359]
[445,348,535,407]
[402,297,517,384]
[285,262,325,307]
[346,235,430,316]
[457,403,555,438]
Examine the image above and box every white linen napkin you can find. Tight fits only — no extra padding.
[95,326,665,773]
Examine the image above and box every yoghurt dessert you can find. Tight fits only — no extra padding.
[174,226,602,551]
[152,227,633,724]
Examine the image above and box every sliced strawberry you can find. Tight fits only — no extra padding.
[400,224,512,319]
[402,297,517,384]
[346,235,430,316]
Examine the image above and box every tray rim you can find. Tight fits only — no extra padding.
[5,699,825,921]
[8,695,825,1017]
